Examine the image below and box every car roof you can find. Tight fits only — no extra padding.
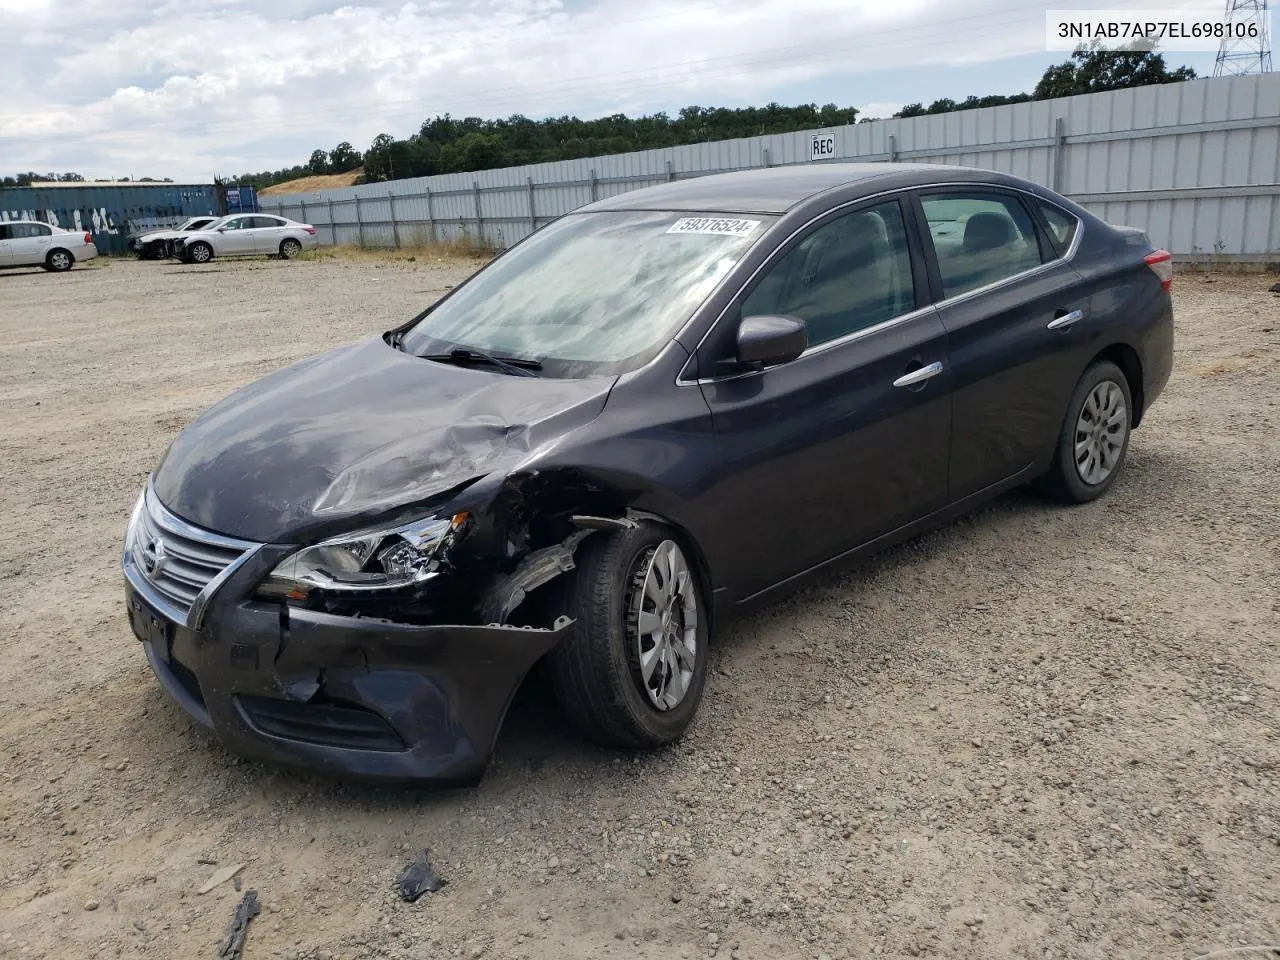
[579,162,1025,215]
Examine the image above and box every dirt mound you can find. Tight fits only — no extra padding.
[259,169,363,196]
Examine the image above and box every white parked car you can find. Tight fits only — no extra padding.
[0,221,98,272]
[131,216,220,259]
[172,214,318,263]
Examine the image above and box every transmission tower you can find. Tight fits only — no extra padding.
[1213,0,1273,76]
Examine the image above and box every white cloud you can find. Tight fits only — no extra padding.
[0,0,1111,180]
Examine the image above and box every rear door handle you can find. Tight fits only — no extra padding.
[1047,309,1085,330]
[893,361,944,389]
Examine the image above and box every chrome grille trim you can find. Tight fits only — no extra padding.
[123,481,264,630]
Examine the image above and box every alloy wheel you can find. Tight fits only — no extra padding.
[627,539,699,711]
[50,252,71,271]
[1074,379,1127,485]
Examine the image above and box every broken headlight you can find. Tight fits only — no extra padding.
[258,512,469,601]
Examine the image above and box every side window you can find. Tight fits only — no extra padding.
[222,218,246,231]
[1037,201,1079,253]
[29,224,52,237]
[740,200,916,348]
[0,224,12,240]
[252,216,282,229]
[920,192,1043,298]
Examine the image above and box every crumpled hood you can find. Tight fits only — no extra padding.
[152,338,615,542]
[140,228,204,242]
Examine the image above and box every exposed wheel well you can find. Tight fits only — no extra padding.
[1090,343,1144,427]
[625,512,716,638]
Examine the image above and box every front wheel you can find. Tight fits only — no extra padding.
[547,522,709,749]
[1038,360,1133,503]
[186,241,213,264]
[279,238,302,259]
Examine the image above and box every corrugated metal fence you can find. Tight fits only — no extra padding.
[262,73,1280,262]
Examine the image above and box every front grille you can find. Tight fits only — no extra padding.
[237,695,405,752]
[129,487,257,620]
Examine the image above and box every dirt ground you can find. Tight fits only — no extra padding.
[0,257,1276,960]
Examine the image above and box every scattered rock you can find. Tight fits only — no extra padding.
[84,900,99,912]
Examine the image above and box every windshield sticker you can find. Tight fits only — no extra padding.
[666,217,761,237]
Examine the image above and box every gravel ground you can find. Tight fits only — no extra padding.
[0,257,1276,960]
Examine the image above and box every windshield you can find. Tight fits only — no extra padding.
[398,210,776,377]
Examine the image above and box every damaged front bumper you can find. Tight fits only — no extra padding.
[124,544,572,784]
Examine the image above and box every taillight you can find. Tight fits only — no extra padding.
[303,226,316,235]
[1145,249,1173,292]
[83,232,91,244]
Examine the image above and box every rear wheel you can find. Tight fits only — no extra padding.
[547,522,708,749]
[45,249,73,272]
[279,238,302,259]
[186,241,213,264]
[1038,360,1132,503]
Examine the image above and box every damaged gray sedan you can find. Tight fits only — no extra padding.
[122,164,1173,782]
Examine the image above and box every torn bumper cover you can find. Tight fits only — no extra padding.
[124,549,572,783]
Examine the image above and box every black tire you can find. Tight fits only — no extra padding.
[186,241,213,264]
[45,249,74,272]
[1038,360,1133,504]
[279,238,302,259]
[546,522,709,750]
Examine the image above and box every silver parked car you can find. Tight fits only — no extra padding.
[0,220,98,272]
[173,214,319,263]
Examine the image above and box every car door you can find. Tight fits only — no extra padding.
[912,189,1089,501]
[215,216,256,255]
[23,223,55,264]
[6,223,50,266]
[251,216,287,254]
[693,197,953,601]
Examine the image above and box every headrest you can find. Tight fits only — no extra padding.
[963,211,1015,252]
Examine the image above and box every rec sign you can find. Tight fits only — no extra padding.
[809,134,836,161]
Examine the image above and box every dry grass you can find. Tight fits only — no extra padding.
[297,240,495,266]
[259,169,364,196]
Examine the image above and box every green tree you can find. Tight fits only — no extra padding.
[307,149,330,175]
[1033,41,1196,99]
[328,141,362,172]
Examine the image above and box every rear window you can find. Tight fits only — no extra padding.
[920,192,1044,298]
[1038,202,1079,253]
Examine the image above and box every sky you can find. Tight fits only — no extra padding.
[0,0,1221,182]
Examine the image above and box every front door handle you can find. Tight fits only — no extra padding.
[1047,308,1085,330]
[893,361,944,389]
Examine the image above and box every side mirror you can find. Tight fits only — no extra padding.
[736,314,807,367]
[217,226,228,232]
